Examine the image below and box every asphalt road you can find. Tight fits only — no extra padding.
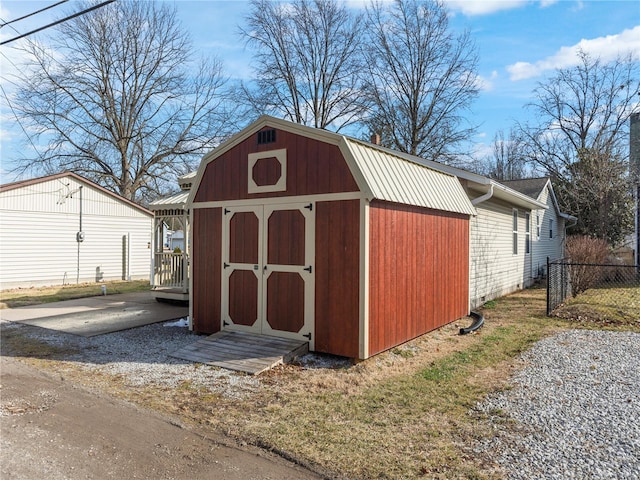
[0,357,321,480]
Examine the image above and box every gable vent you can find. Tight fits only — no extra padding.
[257,129,276,145]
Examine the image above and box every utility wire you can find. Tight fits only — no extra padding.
[0,1,69,29]
[0,0,116,46]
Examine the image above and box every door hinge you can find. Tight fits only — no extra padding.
[303,332,312,341]
[304,265,312,273]
[304,203,313,211]
[223,320,229,326]
[223,262,229,269]
[224,208,230,215]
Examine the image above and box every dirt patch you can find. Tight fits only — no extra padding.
[0,357,320,480]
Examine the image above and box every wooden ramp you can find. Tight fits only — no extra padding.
[170,331,309,375]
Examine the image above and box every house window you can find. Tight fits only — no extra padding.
[512,209,518,255]
[525,212,531,254]
[536,213,541,240]
[550,219,554,239]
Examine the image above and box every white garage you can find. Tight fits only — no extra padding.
[0,172,153,289]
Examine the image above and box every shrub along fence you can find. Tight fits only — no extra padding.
[547,258,640,315]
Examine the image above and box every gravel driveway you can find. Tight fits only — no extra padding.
[476,329,640,480]
[0,319,262,398]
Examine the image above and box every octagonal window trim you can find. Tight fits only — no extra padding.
[248,148,287,194]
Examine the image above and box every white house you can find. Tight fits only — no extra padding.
[0,172,153,289]
[503,177,577,279]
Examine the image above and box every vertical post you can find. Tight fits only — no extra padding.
[76,185,83,284]
[546,256,551,316]
[182,211,188,293]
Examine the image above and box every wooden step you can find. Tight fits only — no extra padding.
[170,330,309,375]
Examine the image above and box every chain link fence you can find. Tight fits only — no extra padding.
[547,258,640,316]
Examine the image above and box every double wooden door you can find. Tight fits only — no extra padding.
[221,203,315,346]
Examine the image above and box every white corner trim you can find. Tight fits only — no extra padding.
[359,198,370,359]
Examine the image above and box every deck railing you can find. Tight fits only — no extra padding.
[153,252,189,290]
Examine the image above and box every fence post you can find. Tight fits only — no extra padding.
[560,259,565,309]
[546,256,551,316]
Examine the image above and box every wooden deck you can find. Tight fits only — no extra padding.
[152,287,189,302]
[170,331,309,375]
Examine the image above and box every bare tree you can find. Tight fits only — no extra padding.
[518,50,639,244]
[240,0,367,131]
[363,0,479,161]
[519,50,639,178]
[12,1,235,202]
[485,129,529,180]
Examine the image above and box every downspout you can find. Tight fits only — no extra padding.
[471,183,494,206]
[469,183,494,310]
[460,311,484,335]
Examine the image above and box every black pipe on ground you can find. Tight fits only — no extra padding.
[459,311,484,335]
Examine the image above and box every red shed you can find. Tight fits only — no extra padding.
[188,116,476,359]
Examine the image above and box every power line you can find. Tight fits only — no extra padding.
[0,1,69,29]
[0,0,116,46]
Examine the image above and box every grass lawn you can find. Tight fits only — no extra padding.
[3,286,638,479]
[553,286,640,326]
[0,280,151,309]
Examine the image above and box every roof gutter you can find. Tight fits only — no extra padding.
[471,184,494,206]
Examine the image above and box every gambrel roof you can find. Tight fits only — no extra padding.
[189,116,478,216]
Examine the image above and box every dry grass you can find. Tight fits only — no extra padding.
[553,286,640,327]
[0,280,150,309]
[5,286,637,479]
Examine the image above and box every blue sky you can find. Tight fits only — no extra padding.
[1,0,638,183]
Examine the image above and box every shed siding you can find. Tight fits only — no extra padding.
[191,207,222,333]
[314,200,360,358]
[0,176,151,289]
[193,128,359,203]
[531,186,566,278]
[368,201,469,356]
[469,197,533,308]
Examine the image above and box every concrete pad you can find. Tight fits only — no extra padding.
[0,292,188,337]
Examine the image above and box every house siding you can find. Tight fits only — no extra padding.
[0,176,152,289]
[469,197,532,308]
[531,185,567,277]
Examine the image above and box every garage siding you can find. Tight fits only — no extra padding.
[0,176,152,289]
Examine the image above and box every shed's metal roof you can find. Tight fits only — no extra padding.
[344,140,476,216]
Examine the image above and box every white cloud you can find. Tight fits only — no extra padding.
[446,0,527,16]
[475,70,499,92]
[507,26,640,80]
